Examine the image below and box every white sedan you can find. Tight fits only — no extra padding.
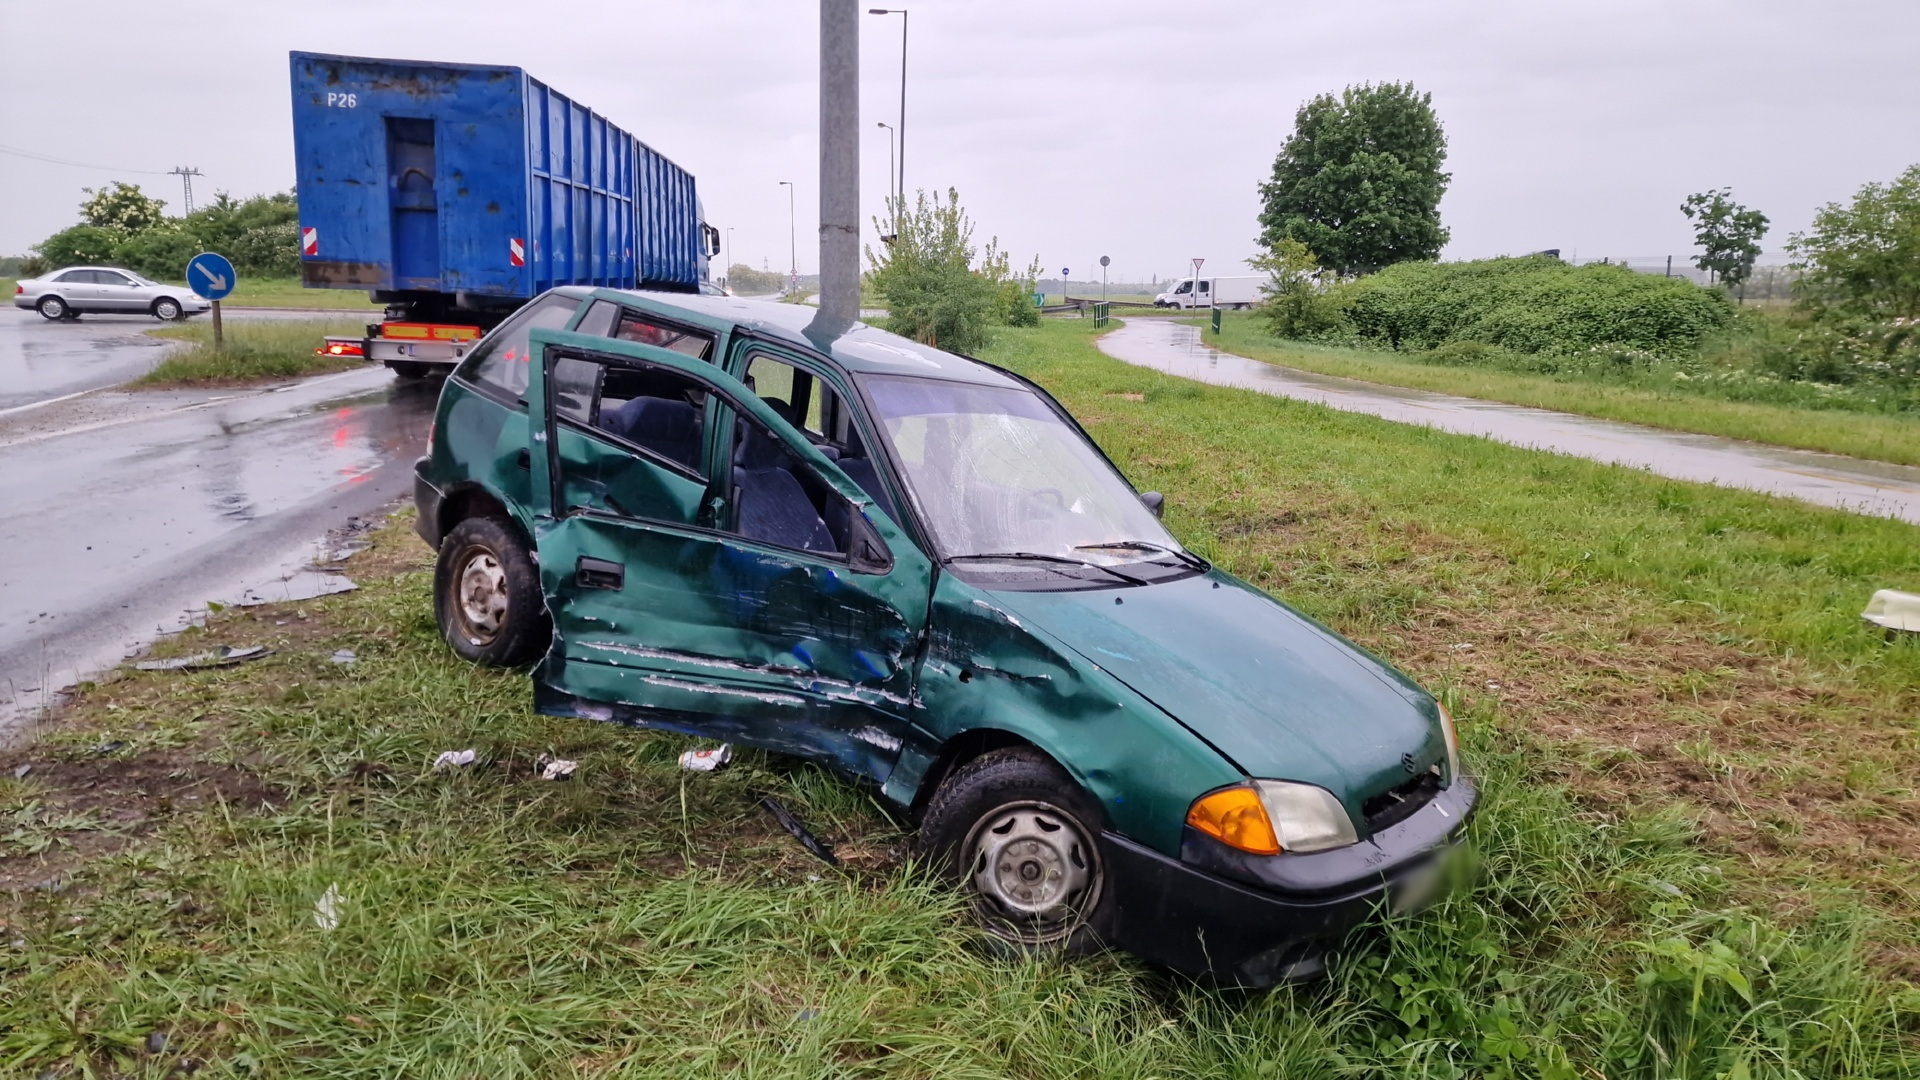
[13,267,211,321]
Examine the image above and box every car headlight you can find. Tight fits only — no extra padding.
[1437,701,1463,782]
[1186,780,1358,856]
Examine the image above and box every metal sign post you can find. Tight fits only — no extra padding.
[1190,257,1204,311]
[187,252,238,347]
[1100,254,1109,303]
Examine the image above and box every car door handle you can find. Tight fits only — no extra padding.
[575,557,624,591]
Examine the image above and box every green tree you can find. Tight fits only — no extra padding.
[1257,82,1450,275]
[865,188,1034,353]
[1787,164,1920,321]
[79,181,167,235]
[33,225,120,269]
[724,263,786,295]
[1680,188,1769,292]
[1251,238,1345,338]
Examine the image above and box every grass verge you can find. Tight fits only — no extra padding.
[138,319,372,386]
[192,277,382,311]
[1206,311,1920,467]
[2,320,1917,1076]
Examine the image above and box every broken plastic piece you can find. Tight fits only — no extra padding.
[329,649,357,665]
[758,796,840,866]
[12,764,29,779]
[678,744,733,772]
[313,882,343,930]
[1862,589,1920,634]
[135,645,271,671]
[536,755,578,781]
[431,749,477,771]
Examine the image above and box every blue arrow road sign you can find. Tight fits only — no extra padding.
[186,252,237,301]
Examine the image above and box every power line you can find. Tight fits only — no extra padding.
[0,143,169,175]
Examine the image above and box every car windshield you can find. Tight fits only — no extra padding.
[863,376,1181,565]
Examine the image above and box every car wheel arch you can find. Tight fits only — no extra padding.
[904,728,1110,833]
[437,485,519,547]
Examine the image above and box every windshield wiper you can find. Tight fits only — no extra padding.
[949,551,1150,586]
[1074,540,1208,571]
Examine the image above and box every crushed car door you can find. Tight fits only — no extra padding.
[524,328,934,783]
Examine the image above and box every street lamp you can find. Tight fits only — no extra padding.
[868,8,907,207]
[876,121,897,241]
[778,180,796,294]
[725,226,734,291]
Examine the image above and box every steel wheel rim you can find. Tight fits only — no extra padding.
[454,549,508,643]
[963,799,1100,945]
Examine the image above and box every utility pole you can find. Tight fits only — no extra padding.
[868,8,908,206]
[876,121,896,236]
[168,166,203,215]
[778,180,797,294]
[817,0,860,324]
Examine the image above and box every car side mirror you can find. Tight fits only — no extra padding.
[1141,491,1165,518]
[849,511,894,575]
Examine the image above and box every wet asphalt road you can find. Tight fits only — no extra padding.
[1100,318,1920,525]
[0,310,435,729]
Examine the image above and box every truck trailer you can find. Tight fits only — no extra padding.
[289,51,721,376]
[1154,275,1264,310]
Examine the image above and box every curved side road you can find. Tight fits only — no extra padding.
[1098,318,1920,525]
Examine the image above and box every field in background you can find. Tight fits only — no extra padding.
[140,318,372,385]
[1,319,1915,1076]
[1204,311,1920,467]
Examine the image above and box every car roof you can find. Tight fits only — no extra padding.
[565,286,1024,389]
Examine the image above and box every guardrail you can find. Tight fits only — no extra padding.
[1092,302,1111,328]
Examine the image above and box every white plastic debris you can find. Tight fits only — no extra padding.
[431,749,477,771]
[329,649,357,665]
[678,744,734,772]
[1449,643,1474,652]
[135,645,271,671]
[12,764,30,780]
[536,755,578,781]
[1862,589,1920,633]
[313,883,343,930]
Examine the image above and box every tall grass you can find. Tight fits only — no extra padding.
[139,317,371,385]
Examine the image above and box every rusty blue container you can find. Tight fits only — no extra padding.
[289,51,706,307]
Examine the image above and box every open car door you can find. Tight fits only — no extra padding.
[523,328,934,784]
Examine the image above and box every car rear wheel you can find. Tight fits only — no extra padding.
[152,297,184,321]
[389,361,436,379]
[36,296,68,321]
[919,747,1115,952]
[433,516,549,666]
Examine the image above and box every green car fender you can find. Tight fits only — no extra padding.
[885,572,1243,856]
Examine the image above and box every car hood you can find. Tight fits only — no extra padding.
[984,570,1447,814]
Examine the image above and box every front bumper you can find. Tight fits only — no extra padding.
[1102,776,1476,987]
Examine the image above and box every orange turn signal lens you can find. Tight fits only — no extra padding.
[1186,785,1281,855]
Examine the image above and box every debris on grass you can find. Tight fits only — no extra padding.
[758,796,840,867]
[1862,588,1920,634]
[135,645,271,671]
[536,755,577,781]
[430,749,477,771]
[329,649,357,665]
[313,882,343,930]
[678,745,733,772]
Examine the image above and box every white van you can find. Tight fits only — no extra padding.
[1154,275,1264,309]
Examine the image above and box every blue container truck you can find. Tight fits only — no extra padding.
[289,51,721,375]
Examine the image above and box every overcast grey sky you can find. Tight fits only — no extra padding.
[3,0,1917,283]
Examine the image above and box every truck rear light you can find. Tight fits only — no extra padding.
[380,322,481,342]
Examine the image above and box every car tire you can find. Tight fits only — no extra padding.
[152,297,184,321]
[433,516,549,667]
[919,747,1117,954]
[36,295,68,321]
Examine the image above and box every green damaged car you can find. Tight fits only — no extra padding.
[413,288,1475,986]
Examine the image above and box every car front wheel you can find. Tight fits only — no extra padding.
[433,516,549,666]
[36,296,68,321]
[920,747,1116,952]
[152,297,184,321]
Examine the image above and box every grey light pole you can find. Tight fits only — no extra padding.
[779,180,797,293]
[868,8,907,207]
[876,121,896,226]
[726,227,734,291]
